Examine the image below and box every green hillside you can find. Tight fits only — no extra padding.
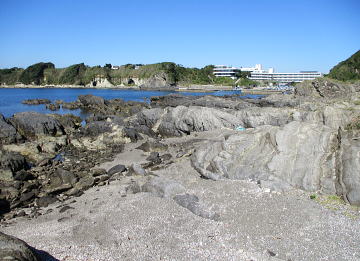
[0,62,254,86]
[328,50,360,81]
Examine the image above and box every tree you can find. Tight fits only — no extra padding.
[104,64,112,69]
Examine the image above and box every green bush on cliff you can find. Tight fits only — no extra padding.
[59,63,87,84]
[328,50,360,81]
[0,67,23,84]
[19,62,55,85]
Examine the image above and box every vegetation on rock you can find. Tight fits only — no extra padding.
[19,62,55,85]
[0,62,256,87]
[328,50,360,81]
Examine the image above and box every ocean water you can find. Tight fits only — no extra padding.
[0,88,262,118]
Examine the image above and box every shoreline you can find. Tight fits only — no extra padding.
[0,84,283,95]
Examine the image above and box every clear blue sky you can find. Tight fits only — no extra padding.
[0,0,359,72]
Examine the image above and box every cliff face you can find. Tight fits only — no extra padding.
[328,50,360,81]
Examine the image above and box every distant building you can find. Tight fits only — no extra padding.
[213,64,322,83]
[213,65,240,79]
[111,65,120,70]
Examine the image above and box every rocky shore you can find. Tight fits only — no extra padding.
[1,78,360,260]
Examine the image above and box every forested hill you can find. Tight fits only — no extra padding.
[0,62,242,86]
[328,50,360,81]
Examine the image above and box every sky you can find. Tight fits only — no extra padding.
[0,0,359,73]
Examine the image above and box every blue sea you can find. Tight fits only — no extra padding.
[0,88,262,118]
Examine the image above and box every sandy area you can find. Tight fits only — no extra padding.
[1,130,360,261]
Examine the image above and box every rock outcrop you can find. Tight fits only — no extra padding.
[0,232,41,261]
[191,120,360,206]
[8,112,65,140]
[134,106,243,137]
[295,78,358,99]
[140,72,174,89]
[0,114,23,145]
[22,99,51,105]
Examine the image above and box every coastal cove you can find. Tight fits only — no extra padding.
[0,87,262,118]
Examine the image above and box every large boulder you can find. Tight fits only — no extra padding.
[0,151,30,181]
[140,72,174,89]
[78,94,107,107]
[0,114,22,144]
[191,121,360,205]
[0,232,41,261]
[295,78,356,99]
[140,106,243,137]
[9,112,65,140]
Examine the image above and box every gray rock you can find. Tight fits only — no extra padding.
[62,101,81,110]
[295,78,356,99]
[146,152,161,165]
[78,94,107,107]
[0,232,41,261]
[36,195,57,207]
[191,122,339,192]
[135,108,164,128]
[0,114,22,144]
[80,121,112,137]
[142,176,186,198]
[0,151,30,181]
[91,168,108,177]
[107,165,127,176]
[338,130,360,205]
[46,168,78,192]
[136,140,168,152]
[139,72,174,89]
[129,163,147,176]
[9,111,65,140]
[173,193,220,221]
[156,106,243,137]
[22,99,51,105]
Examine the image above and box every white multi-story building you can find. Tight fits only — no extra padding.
[213,64,322,83]
[213,65,240,79]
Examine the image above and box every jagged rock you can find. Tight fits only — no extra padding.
[156,106,243,137]
[151,94,257,109]
[139,72,174,89]
[9,112,65,140]
[46,168,78,192]
[135,108,164,129]
[0,114,23,144]
[295,78,356,99]
[50,114,82,132]
[22,99,51,105]
[0,232,41,261]
[191,120,360,206]
[80,121,113,137]
[233,107,295,128]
